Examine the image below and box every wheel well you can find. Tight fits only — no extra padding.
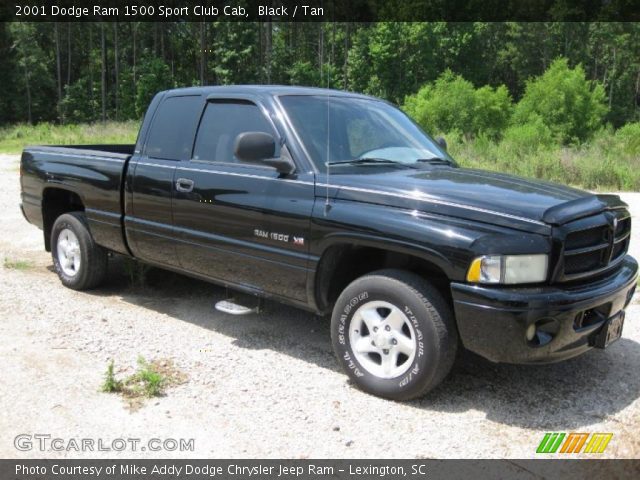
[42,188,84,251]
[315,244,451,314]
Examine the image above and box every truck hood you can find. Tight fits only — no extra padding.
[323,167,625,233]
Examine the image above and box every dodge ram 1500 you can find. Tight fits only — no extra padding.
[20,86,638,400]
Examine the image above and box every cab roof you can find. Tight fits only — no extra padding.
[161,84,380,101]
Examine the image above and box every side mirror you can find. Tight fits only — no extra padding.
[436,136,447,151]
[234,131,295,175]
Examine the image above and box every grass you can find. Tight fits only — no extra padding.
[446,125,640,192]
[1,120,639,191]
[3,258,34,270]
[0,121,139,153]
[101,356,187,410]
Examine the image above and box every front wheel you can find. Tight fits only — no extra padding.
[51,212,108,290]
[331,269,458,400]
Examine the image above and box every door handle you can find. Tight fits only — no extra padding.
[176,178,194,193]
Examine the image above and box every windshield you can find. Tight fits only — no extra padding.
[279,95,454,172]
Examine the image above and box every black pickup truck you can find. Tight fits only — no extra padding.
[20,86,638,400]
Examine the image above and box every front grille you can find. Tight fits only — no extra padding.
[612,240,627,259]
[564,249,602,274]
[560,211,631,281]
[565,225,607,250]
[616,217,631,236]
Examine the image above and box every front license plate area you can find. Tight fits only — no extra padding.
[591,312,625,349]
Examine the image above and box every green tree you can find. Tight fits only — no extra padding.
[502,114,554,154]
[211,21,259,85]
[9,23,55,123]
[348,23,441,104]
[0,23,17,124]
[135,57,173,117]
[1,21,639,128]
[472,85,513,138]
[403,70,512,138]
[60,77,99,123]
[587,23,640,126]
[513,57,608,143]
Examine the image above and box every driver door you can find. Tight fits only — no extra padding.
[172,98,315,302]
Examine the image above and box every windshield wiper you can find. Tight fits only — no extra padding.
[326,158,416,168]
[415,157,455,166]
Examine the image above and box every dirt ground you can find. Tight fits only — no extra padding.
[1,154,639,459]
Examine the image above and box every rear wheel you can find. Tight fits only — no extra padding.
[51,212,108,290]
[331,269,457,400]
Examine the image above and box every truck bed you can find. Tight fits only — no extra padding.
[20,144,135,256]
[24,144,135,158]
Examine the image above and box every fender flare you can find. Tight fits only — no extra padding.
[309,232,454,313]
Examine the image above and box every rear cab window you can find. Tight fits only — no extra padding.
[144,95,203,160]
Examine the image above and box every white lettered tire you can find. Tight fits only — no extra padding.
[331,269,458,400]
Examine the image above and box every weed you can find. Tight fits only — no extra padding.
[127,356,165,397]
[101,360,122,393]
[100,357,187,410]
[3,258,34,270]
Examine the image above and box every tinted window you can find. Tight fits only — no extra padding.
[145,95,202,160]
[193,101,276,163]
[279,95,451,172]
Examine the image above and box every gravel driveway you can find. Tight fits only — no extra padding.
[1,154,639,459]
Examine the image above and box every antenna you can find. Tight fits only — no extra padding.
[324,20,333,216]
[325,83,330,213]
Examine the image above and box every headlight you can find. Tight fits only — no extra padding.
[466,254,548,284]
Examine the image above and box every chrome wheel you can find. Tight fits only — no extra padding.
[56,228,81,277]
[349,300,417,379]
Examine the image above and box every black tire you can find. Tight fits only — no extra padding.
[331,269,458,400]
[51,212,108,290]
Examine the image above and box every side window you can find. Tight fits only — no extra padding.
[145,95,202,160]
[193,101,277,163]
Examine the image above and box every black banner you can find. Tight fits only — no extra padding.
[2,0,640,22]
[2,459,640,480]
